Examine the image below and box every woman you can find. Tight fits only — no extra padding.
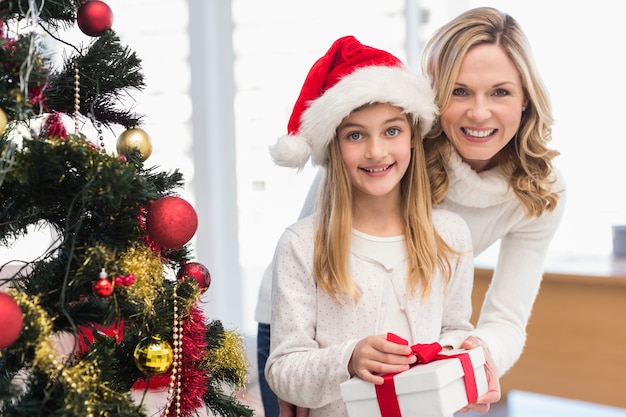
[420,5,565,378]
[256,7,566,415]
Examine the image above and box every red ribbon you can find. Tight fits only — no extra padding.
[374,333,479,417]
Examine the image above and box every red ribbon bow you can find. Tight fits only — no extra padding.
[373,333,479,417]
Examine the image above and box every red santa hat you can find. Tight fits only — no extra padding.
[270,35,438,169]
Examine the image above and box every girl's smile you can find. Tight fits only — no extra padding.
[337,103,413,201]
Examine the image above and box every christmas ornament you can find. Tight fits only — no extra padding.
[77,0,114,37]
[0,107,8,136]
[145,196,198,249]
[133,335,174,375]
[0,292,24,349]
[177,262,211,290]
[93,268,113,297]
[123,273,136,286]
[93,278,113,297]
[114,273,135,287]
[116,127,152,161]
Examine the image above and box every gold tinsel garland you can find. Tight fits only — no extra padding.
[205,330,248,389]
[6,290,137,417]
[118,242,165,317]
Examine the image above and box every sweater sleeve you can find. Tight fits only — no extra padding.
[473,181,567,375]
[265,223,356,409]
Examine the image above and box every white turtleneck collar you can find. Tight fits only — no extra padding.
[444,148,515,208]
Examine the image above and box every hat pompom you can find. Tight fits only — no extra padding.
[269,134,312,170]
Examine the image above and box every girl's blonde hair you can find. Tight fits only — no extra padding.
[422,7,560,217]
[313,111,456,304]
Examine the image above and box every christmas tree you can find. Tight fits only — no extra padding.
[0,1,253,416]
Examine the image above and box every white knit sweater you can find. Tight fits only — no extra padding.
[265,210,474,416]
[256,148,567,375]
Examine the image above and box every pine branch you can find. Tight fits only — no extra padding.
[0,32,52,120]
[0,0,80,28]
[205,385,254,417]
[46,30,146,129]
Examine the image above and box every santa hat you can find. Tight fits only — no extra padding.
[270,35,438,170]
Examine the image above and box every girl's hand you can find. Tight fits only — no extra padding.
[348,334,417,385]
[458,336,501,413]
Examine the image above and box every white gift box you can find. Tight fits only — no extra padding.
[340,346,488,417]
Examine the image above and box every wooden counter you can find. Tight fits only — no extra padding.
[472,266,626,409]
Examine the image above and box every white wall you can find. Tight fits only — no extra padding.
[4,0,625,336]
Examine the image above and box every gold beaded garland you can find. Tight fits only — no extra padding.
[74,64,80,135]
[165,285,183,417]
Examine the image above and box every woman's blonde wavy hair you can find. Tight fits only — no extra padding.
[312,110,456,305]
[421,7,560,217]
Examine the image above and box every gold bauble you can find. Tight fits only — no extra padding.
[116,127,153,160]
[0,108,8,136]
[133,335,174,375]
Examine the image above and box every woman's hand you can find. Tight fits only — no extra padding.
[348,334,417,385]
[278,398,309,417]
[458,336,501,413]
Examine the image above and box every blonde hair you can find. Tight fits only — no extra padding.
[313,112,456,305]
[422,7,560,216]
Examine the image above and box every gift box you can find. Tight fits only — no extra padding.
[340,342,488,417]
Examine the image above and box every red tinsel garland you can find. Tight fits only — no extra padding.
[42,112,68,140]
[133,304,210,416]
[29,83,48,109]
[171,304,210,416]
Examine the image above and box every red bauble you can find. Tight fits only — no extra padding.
[145,196,198,249]
[77,0,114,37]
[177,262,211,290]
[0,292,24,349]
[123,274,136,286]
[93,278,113,297]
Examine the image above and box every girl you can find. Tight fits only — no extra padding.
[265,35,475,417]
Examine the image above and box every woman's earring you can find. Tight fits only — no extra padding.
[522,106,526,112]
